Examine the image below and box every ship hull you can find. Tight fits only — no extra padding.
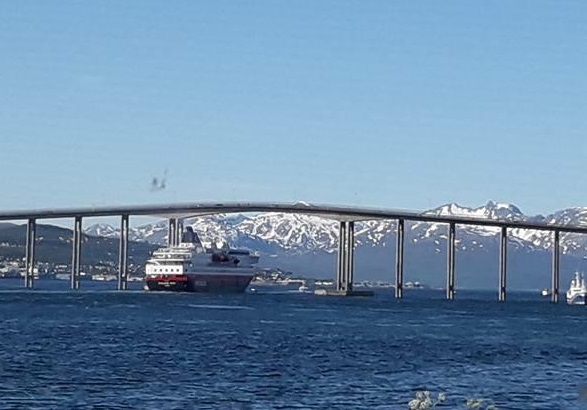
[566,293,586,305]
[145,272,254,293]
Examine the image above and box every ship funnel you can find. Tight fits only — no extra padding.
[181,226,202,246]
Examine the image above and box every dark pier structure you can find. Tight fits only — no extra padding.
[0,202,582,302]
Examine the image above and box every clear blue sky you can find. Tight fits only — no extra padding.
[1,1,586,219]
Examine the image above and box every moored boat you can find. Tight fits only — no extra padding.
[566,272,587,305]
[144,227,259,293]
[298,280,310,292]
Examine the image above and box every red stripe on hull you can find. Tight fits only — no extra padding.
[145,273,253,293]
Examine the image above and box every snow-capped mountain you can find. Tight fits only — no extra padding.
[82,201,587,289]
[83,201,587,256]
[84,223,119,239]
[237,213,339,252]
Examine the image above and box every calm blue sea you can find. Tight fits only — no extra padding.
[0,279,586,409]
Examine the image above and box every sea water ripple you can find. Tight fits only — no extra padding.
[0,283,586,409]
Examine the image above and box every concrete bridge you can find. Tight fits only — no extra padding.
[2,201,586,302]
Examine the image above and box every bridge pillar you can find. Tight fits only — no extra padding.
[446,222,456,300]
[344,221,355,292]
[168,218,177,246]
[395,219,404,299]
[176,218,184,245]
[498,226,507,302]
[25,218,36,289]
[551,230,560,303]
[71,216,82,290]
[117,214,129,291]
[336,221,347,291]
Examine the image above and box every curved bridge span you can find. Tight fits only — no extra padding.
[2,201,585,302]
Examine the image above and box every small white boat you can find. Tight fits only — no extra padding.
[566,272,587,305]
[540,288,551,297]
[298,281,310,292]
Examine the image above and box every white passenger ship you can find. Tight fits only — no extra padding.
[566,272,587,305]
[144,227,259,293]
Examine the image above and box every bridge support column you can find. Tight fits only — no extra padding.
[336,221,347,291]
[176,218,184,245]
[446,222,456,300]
[25,218,36,289]
[323,220,372,296]
[395,219,404,299]
[551,230,560,303]
[344,221,355,292]
[168,218,178,246]
[71,216,82,290]
[498,226,507,302]
[118,214,129,291]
